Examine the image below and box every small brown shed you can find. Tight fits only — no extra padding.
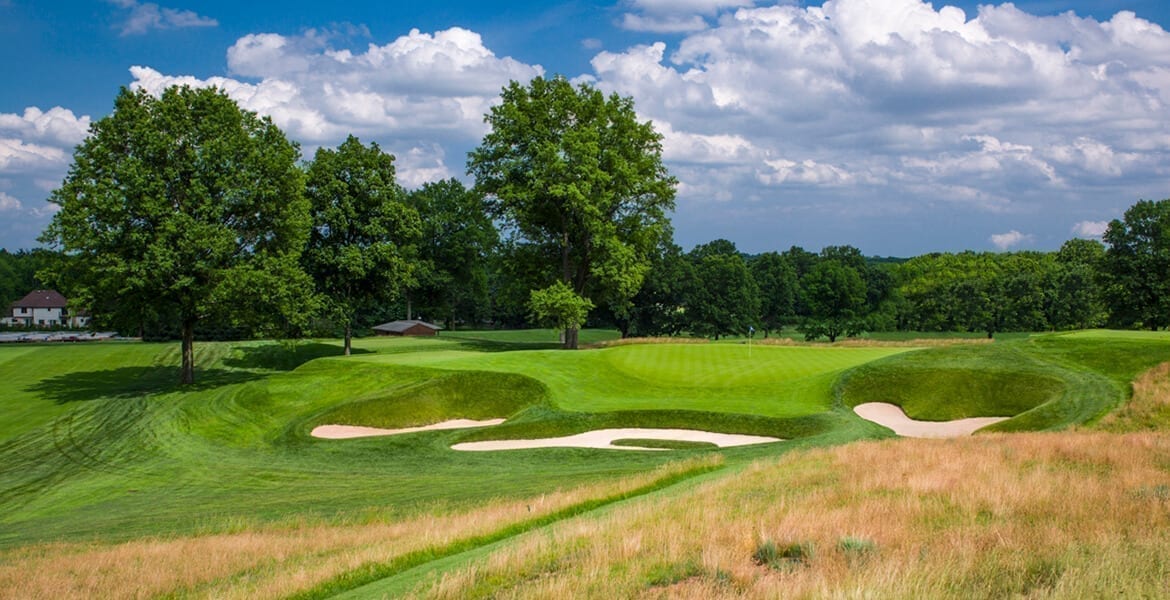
[372,319,443,337]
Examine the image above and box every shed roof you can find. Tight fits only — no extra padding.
[372,319,443,333]
[11,290,68,309]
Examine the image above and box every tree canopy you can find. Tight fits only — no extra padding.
[40,86,311,383]
[1102,199,1170,330]
[302,135,421,355]
[405,179,497,330]
[468,75,676,348]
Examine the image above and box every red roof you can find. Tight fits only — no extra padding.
[11,290,68,309]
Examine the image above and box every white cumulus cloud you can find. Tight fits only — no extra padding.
[990,230,1033,250]
[1072,220,1109,238]
[587,0,1170,251]
[129,27,544,186]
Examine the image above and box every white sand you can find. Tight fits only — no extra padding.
[450,428,782,451]
[853,402,1009,438]
[311,418,506,439]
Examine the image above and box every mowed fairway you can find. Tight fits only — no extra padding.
[0,330,1167,598]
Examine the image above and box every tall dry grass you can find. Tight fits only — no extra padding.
[755,337,993,348]
[0,456,720,599]
[424,432,1170,599]
[1095,362,1170,432]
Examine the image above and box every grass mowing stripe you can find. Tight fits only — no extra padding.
[284,457,724,600]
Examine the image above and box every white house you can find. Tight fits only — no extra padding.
[2,290,89,328]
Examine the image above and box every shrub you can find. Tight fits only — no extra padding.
[752,539,814,570]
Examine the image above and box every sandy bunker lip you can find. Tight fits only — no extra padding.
[450,428,782,451]
[311,418,506,439]
[853,402,1009,438]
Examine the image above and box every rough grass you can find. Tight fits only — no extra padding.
[0,456,722,599]
[1094,362,1170,432]
[416,432,1170,599]
[585,336,710,348]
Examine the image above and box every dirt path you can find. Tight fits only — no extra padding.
[853,402,1009,438]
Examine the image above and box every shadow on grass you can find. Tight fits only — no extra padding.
[223,342,372,371]
[28,366,264,404]
[439,336,563,352]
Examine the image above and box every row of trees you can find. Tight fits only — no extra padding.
[28,79,1170,385]
[41,87,495,382]
[611,199,1168,341]
[40,77,676,382]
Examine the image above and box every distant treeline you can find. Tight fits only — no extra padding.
[0,249,53,308]
[606,199,1167,340]
[9,198,1167,342]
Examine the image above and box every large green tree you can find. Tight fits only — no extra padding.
[41,86,311,384]
[800,260,867,342]
[406,179,497,330]
[468,76,676,348]
[1102,199,1170,330]
[1047,238,1105,330]
[684,240,759,340]
[749,251,798,337]
[302,135,421,355]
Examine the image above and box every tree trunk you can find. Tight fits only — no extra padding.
[344,322,352,356]
[563,327,579,350]
[406,297,413,321]
[181,318,195,385]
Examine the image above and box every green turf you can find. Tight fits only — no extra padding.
[0,334,888,547]
[837,330,1170,431]
[610,439,718,450]
[353,342,908,418]
[0,328,1164,555]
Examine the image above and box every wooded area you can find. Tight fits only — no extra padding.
[5,80,1167,382]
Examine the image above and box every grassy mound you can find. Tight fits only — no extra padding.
[312,370,547,430]
[839,331,1170,431]
[611,439,719,450]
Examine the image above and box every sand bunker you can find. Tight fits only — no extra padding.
[450,428,781,451]
[311,418,506,439]
[853,402,1009,438]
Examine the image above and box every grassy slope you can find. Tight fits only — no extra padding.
[0,329,1164,597]
[838,330,1170,431]
[0,333,900,549]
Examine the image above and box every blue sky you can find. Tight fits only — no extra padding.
[3,0,1170,256]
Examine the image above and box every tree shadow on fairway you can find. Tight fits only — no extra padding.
[28,366,264,404]
[223,342,372,371]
